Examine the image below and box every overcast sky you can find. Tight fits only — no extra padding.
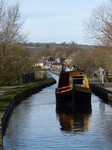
[5,0,109,44]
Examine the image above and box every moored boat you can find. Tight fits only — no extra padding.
[55,70,91,104]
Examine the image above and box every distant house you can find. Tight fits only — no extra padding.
[52,62,62,69]
[65,58,72,64]
[35,56,66,69]
[35,58,45,67]
[55,58,61,63]
[48,56,55,62]
[44,56,55,63]
[55,58,65,63]
[44,56,55,69]
[35,56,55,69]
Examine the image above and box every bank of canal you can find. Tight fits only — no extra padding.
[3,72,112,150]
[0,74,56,149]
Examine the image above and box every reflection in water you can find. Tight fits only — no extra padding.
[100,99,105,119]
[56,102,92,134]
[99,99,112,144]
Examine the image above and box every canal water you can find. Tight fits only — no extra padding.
[3,72,112,150]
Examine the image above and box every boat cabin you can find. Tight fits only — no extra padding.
[57,71,89,94]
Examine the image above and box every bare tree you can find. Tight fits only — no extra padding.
[84,0,112,46]
[0,1,33,85]
[0,1,26,45]
[0,1,25,69]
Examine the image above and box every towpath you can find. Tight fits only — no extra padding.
[88,78,112,101]
[0,84,27,97]
[88,78,112,92]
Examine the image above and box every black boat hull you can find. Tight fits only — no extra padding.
[55,88,72,104]
[73,88,91,104]
[56,88,91,104]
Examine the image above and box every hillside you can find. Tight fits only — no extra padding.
[24,42,112,77]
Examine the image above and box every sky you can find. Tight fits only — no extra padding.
[5,0,109,45]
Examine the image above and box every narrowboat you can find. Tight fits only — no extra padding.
[55,70,91,104]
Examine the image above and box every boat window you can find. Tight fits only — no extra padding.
[58,73,69,88]
[71,76,85,85]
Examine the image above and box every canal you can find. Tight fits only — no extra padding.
[3,72,112,150]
